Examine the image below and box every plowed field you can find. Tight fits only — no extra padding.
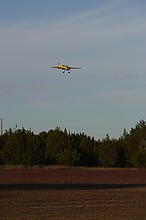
[0,168,146,219]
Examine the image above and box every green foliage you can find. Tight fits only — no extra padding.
[98,135,120,167]
[78,134,98,166]
[1,128,45,166]
[120,120,146,167]
[0,120,146,168]
[131,150,146,168]
[45,128,80,166]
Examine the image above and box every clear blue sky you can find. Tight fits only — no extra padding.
[0,0,146,139]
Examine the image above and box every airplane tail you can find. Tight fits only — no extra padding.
[58,63,61,67]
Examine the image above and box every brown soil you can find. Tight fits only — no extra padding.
[0,168,146,185]
[0,168,146,220]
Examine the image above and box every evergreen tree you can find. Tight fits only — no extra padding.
[98,135,120,167]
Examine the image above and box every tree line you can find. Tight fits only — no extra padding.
[0,120,146,168]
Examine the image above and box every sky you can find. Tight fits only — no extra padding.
[0,0,146,139]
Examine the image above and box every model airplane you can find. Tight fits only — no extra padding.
[51,63,81,73]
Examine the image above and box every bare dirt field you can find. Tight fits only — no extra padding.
[0,168,146,220]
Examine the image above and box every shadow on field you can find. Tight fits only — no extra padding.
[0,183,146,190]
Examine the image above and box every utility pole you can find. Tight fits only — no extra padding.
[1,118,3,135]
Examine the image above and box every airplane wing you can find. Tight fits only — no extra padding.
[69,67,81,69]
[51,66,58,68]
